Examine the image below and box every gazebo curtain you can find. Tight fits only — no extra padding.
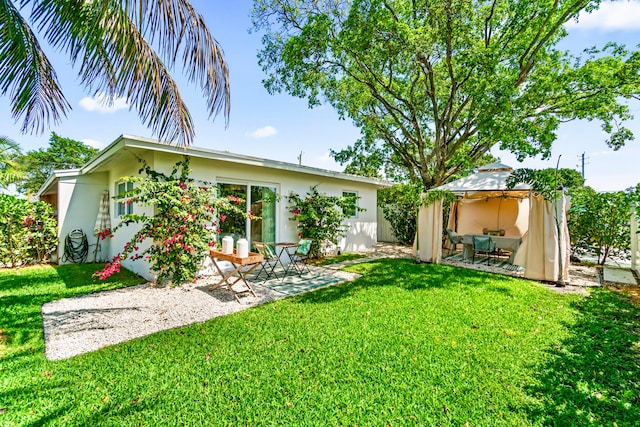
[416,199,443,263]
[517,193,569,282]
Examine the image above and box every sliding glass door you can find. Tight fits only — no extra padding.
[250,186,277,244]
[218,183,277,245]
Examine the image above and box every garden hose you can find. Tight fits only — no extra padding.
[62,229,88,263]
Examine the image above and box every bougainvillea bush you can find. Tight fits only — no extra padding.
[0,194,57,266]
[287,186,359,258]
[95,157,244,285]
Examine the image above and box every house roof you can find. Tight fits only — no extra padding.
[37,135,391,196]
[433,162,530,198]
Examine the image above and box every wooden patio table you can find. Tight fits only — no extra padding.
[209,249,263,302]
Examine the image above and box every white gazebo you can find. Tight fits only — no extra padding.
[416,162,571,283]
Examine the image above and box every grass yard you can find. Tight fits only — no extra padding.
[1,260,639,426]
[306,252,368,266]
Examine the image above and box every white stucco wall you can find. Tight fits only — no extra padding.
[182,153,379,252]
[57,172,109,264]
[106,151,155,280]
[66,148,380,281]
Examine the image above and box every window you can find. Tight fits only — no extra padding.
[116,181,134,217]
[342,191,358,218]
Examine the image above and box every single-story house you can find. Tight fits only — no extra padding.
[37,135,390,280]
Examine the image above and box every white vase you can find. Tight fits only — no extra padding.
[236,238,249,258]
[221,236,234,254]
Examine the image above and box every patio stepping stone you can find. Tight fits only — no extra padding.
[604,267,638,285]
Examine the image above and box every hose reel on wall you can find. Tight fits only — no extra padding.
[62,229,89,263]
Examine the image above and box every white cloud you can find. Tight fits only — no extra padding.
[81,138,106,149]
[567,1,640,31]
[245,125,277,139]
[79,92,129,113]
[315,152,333,164]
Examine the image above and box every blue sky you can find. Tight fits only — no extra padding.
[1,0,639,191]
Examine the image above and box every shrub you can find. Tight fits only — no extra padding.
[0,194,57,266]
[569,185,638,264]
[95,157,244,285]
[287,186,359,258]
[377,184,422,245]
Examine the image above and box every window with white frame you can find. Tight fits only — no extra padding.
[115,181,134,217]
[342,191,358,218]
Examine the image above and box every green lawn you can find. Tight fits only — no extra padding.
[307,252,368,266]
[1,260,639,426]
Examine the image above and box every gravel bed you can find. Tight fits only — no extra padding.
[42,280,284,361]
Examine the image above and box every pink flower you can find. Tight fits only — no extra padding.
[219,213,227,223]
[93,259,122,280]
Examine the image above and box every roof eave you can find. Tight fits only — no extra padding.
[92,135,392,187]
[35,168,83,197]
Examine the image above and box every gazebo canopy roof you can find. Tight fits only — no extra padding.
[434,162,530,198]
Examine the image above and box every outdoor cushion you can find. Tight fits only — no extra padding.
[296,239,312,255]
[262,243,276,259]
[473,235,496,253]
[446,229,463,244]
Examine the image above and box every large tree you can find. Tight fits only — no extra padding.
[252,0,639,188]
[15,132,99,195]
[0,0,230,146]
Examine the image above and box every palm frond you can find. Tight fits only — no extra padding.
[0,0,70,134]
[0,135,26,186]
[129,0,230,122]
[0,135,22,155]
[28,0,229,146]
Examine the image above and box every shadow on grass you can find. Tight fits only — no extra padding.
[0,264,144,356]
[53,263,114,288]
[0,267,61,292]
[296,258,516,304]
[524,288,640,425]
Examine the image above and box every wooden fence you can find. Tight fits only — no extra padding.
[376,207,399,243]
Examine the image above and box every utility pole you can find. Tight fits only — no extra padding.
[577,152,588,179]
[297,151,303,165]
[580,152,585,179]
